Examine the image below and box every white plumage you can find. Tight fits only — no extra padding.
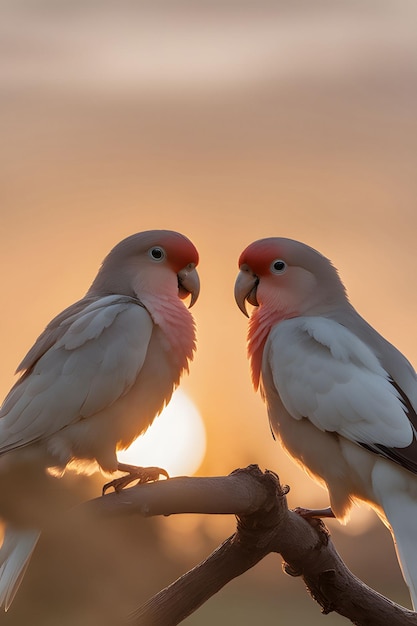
[0,297,153,455]
[0,230,200,610]
[268,318,412,447]
[235,236,417,609]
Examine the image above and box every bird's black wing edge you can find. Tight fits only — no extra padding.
[358,378,417,476]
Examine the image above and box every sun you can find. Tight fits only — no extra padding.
[117,389,206,476]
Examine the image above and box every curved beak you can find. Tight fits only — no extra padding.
[178,265,200,307]
[234,266,259,317]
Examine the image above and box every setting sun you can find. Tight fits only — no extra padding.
[2,1,417,620]
[117,389,206,476]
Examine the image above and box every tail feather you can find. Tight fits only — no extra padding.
[371,460,417,609]
[384,503,417,609]
[0,526,40,611]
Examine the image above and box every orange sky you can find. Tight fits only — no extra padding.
[2,0,417,480]
[1,1,417,621]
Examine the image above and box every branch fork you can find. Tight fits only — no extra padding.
[84,465,417,625]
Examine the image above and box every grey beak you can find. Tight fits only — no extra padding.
[178,266,200,307]
[234,266,259,317]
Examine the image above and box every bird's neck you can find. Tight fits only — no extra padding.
[142,293,196,378]
[248,305,296,389]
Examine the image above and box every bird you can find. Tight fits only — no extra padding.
[0,229,200,610]
[235,236,417,609]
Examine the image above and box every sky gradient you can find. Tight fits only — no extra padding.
[1,1,417,622]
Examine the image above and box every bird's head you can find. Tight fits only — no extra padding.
[89,230,200,307]
[235,237,347,319]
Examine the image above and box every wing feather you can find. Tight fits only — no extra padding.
[267,317,414,454]
[0,296,153,453]
[15,296,100,374]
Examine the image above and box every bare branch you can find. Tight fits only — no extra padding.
[84,465,417,625]
[84,466,272,518]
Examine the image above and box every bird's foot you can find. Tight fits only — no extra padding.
[293,506,333,545]
[293,506,335,519]
[102,463,169,495]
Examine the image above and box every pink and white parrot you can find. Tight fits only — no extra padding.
[0,230,200,610]
[235,237,417,609]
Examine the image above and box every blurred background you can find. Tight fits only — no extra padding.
[1,0,417,623]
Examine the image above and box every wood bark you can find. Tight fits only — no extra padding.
[84,465,417,625]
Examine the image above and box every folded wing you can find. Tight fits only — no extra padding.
[267,316,417,472]
[0,296,153,453]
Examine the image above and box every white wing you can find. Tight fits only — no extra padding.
[267,316,414,451]
[0,295,153,452]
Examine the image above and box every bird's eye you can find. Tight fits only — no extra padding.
[149,247,166,261]
[270,259,286,274]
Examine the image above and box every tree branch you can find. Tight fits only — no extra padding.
[85,465,417,625]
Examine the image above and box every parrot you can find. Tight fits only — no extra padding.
[235,236,417,610]
[0,229,200,610]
